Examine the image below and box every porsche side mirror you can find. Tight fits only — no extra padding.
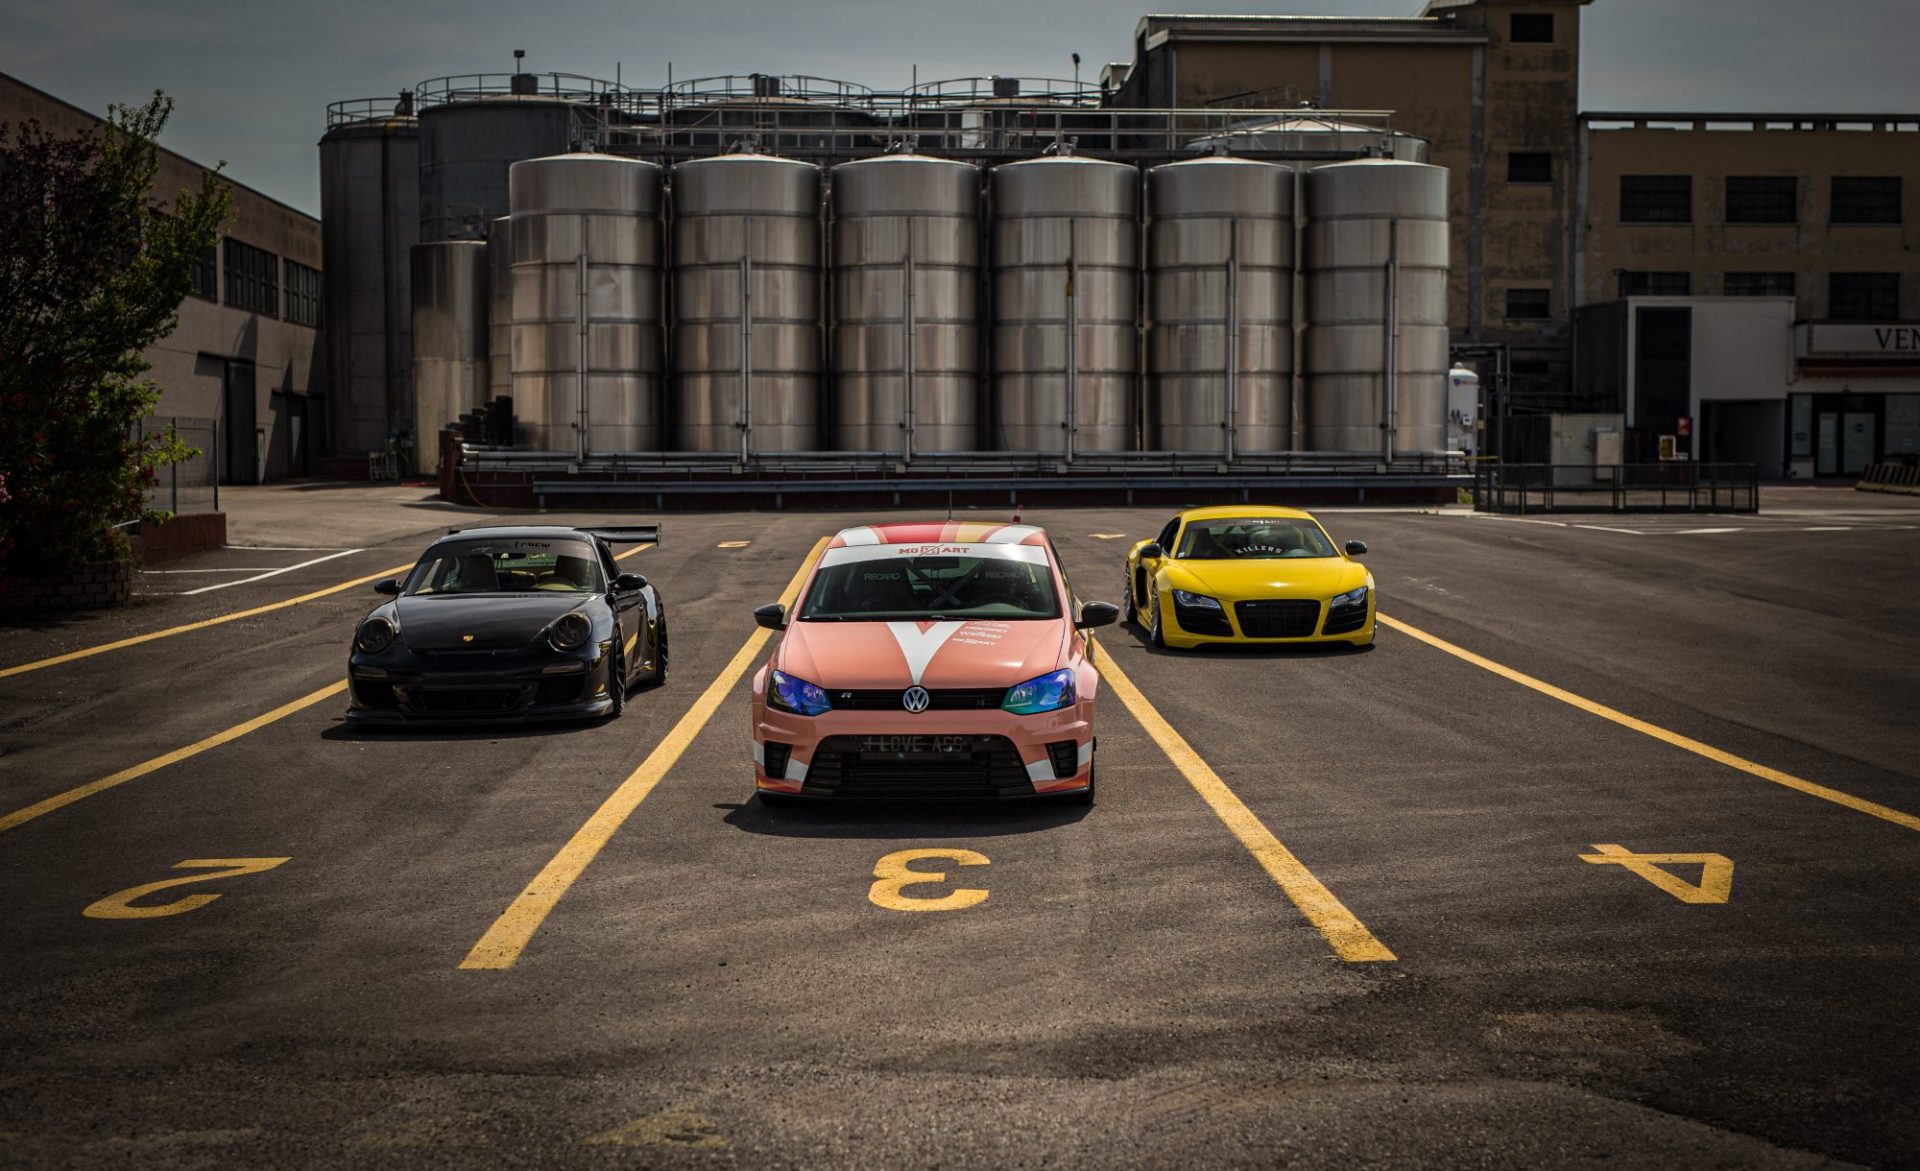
[613,573,648,593]
[373,578,401,596]
[1140,542,1164,560]
[1076,601,1121,630]
[1344,540,1368,557]
[753,602,787,631]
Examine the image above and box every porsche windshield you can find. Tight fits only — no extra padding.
[403,539,603,595]
[798,554,1061,621]
[1176,519,1337,560]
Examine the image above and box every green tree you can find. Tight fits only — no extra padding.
[0,92,232,580]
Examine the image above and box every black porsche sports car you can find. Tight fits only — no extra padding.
[346,525,667,724]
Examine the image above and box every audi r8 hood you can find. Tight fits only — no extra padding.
[1168,558,1365,599]
[776,618,1070,690]
[389,593,590,651]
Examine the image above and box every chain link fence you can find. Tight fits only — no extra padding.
[133,416,219,516]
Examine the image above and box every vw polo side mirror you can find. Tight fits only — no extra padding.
[1076,601,1121,630]
[753,603,787,631]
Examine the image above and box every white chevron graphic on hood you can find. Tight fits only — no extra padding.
[884,621,965,685]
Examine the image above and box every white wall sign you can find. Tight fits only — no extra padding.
[1806,323,1920,356]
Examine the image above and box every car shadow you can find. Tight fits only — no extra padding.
[1106,619,1374,659]
[718,798,1090,839]
[318,717,603,743]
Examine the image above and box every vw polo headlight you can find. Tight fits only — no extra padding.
[1002,668,1076,715]
[548,611,592,652]
[1330,585,1369,610]
[1171,589,1223,611]
[355,616,397,654]
[769,669,832,716]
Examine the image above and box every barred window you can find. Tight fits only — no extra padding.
[1508,152,1552,184]
[284,259,322,328]
[1829,273,1900,321]
[1622,271,1691,296]
[1725,177,1796,225]
[1724,272,1795,297]
[1505,288,1551,320]
[223,238,279,317]
[1621,175,1692,224]
[1831,177,1901,225]
[190,243,219,301]
[1510,13,1554,42]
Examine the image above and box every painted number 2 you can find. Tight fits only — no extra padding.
[83,858,291,920]
[868,849,990,912]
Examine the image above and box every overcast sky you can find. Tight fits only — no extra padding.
[1,0,1913,215]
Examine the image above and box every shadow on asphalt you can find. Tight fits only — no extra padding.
[1109,619,1375,659]
[719,798,1090,838]
[318,718,602,743]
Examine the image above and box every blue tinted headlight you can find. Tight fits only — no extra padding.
[1002,668,1076,715]
[1172,589,1222,611]
[1330,585,1369,609]
[769,669,832,716]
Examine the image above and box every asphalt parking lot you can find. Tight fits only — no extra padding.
[3,486,1917,1169]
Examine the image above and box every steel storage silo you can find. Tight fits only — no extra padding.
[410,240,489,475]
[671,154,823,455]
[1146,157,1294,455]
[419,95,576,241]
[1303,159,1450,456]
[990,156,1137,454]
[486,215,513,404]
[509,153,664,455]
[319,109,418,461]
[831,155,982,455]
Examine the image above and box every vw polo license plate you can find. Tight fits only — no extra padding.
[858,734,975,757]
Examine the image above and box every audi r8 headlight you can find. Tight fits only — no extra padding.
[1002,668,1076,715]
[1171,589,1223,611]
[548,611,592,652]
[355,616,397,654]
[769,669,832,716]
[1330,585,1369,610]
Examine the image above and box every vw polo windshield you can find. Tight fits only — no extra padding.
[798,547,1061,621]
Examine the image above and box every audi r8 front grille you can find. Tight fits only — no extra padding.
[1234,599,1322,639]
[805,734,1034,799]
[827,688,1008,711]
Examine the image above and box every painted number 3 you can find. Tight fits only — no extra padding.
[83,858,291,919]
[868,848,990,912]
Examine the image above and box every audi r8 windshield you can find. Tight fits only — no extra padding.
[1176,519,1337,560]
[797,553,1062,621]
[401,539,604,595]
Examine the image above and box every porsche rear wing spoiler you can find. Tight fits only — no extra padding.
[579,524,660,545]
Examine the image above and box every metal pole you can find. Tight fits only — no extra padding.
[904,216,916,462]
[575,250,589,463]
[739,217,753,465]
[169,418,179,514]
[1065,217,1078,464]
[1225,218,1239,463]
[211,416,219,512]
[1290,165,1305,453]
[1382,218,1399,465]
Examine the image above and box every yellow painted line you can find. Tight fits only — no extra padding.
[0,681,348,834]
[1378,613,1920,834]
[0,564,412,680]
[1096,649,1396,963]
[461,536,829,970]
[614,542,655,561]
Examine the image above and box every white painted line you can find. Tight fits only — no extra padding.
[1467,515,1569,528]
[224,545,345,552]
[179,549,364,595]
[1799,526,1854,532]
[1570,524,1646,534]
[1665,528,1744,535]
[143,568,287,574]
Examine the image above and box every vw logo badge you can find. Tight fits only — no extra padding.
[901,685,931,713]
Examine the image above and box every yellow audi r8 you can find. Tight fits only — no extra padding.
[1124,506,1375,648]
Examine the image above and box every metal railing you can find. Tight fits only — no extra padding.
[133,416,219,516]
[1474,463,1758,514]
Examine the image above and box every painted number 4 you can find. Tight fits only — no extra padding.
[84,858,291,919]
[1580,843,1732,904]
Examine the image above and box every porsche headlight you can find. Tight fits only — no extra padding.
[355,616,396,654]
[1172,589,1223,611]
[548,611,592,652]
[1002,668,1076,715]
[1330,585,1369,609]
[769,669,832,716]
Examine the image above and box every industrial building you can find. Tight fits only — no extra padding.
[0,69,323,485]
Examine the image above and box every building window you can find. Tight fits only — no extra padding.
[1510,13,1554,42]
[1828,272,1900,321]
[223,238,279,318]
[1831,177,1902,225]
[284,259,322,328]
[1724,177,1797,224]
[1506,288,1551,319]
[189,243,219,301]
[1507,152,1552,184]
[1620,175,1692,224]
[1621,272,1691,296]
[1724,272,1795,297]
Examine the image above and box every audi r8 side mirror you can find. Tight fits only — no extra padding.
[1140,542,1164,559]
[1076,601,1121,630]
[753,603,787,631]
[373,578,401,596]
[613,573,648,593]
[1344,540,1369,556]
